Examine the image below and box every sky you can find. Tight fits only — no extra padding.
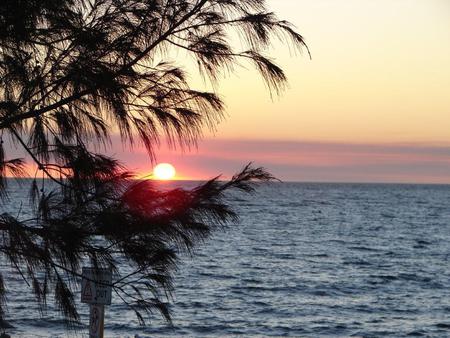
[126,0,450,183]
[8,0,450,183]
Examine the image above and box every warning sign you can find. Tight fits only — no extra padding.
[81,267,112,305]
[83,280,93,301]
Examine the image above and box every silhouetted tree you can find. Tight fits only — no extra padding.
[0,0,308,327]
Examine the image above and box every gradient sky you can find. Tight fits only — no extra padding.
[135,0,450,183]
[214,0,450,143]
[10,0,450,183]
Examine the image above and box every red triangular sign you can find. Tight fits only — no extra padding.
[83,281,93,299]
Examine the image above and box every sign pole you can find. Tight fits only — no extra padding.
[89,304,105,338]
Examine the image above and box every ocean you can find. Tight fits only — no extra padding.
[2,181,450,337]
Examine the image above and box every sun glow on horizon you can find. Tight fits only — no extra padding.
[153,163,176,180]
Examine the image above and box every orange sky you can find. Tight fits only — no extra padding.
[8,0,450,183]
[208,0,450,144]
[135,0,450,183]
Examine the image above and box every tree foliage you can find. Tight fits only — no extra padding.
[0,0,307,327]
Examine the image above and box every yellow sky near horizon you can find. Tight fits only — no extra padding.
[199,0,450,144]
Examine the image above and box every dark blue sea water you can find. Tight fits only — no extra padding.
[2,182,450,337]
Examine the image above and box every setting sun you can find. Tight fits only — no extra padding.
[153,163,176,180]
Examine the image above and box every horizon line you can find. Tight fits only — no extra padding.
[6,176,450,186]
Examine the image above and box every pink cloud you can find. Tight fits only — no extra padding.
[111,138,450,183]
[4,136,450,183]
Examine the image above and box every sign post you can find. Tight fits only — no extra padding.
[81,267,112,338]
[89,304,104,338]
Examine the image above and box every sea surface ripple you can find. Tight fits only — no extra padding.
[2,182,450,337]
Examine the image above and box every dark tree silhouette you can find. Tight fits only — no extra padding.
[0,0,308,327]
